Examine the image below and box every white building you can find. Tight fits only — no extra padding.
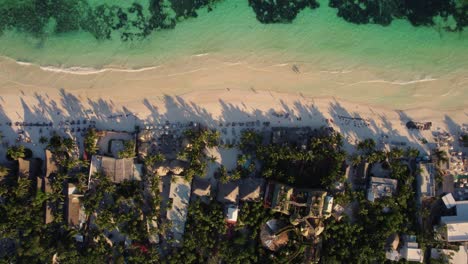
[441,199,468,242]
[226,205,239,224]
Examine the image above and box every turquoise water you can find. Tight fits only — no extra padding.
[0,0,467,75]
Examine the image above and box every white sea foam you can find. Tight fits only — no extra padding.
[192,53,209,57]
[341,78,438,86]
[38,65,161,75]
[11,59,160,75]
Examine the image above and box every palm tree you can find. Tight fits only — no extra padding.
[39,136,48,145]
[7,145,25,160]
[209,155,218,163]
[434,149,449,166]
[406,147,420,158]
[0,166,9,178]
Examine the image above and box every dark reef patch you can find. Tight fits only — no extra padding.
[329,0,466,31]
[248,0,320,23]
[0,0,466,42]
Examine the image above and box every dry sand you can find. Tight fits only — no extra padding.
[0,55,467,162]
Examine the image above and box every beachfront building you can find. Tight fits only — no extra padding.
[167,176,191,245]
[417,163,436,201]
[89,155,142,183]
[366,177,398,202]
[96,131,136,158]
[271,127,312,147]
[440,197,468,242]
[137,126,190,160]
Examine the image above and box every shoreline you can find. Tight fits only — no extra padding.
[1,54,467,112]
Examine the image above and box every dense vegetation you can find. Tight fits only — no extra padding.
[177,128,220,182]
[0,134,161,263]
[0,0,465,41]
[246,129,346,189]
[322,141,420,263]
[166,200,305,264]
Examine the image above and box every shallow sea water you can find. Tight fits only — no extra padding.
[0,0,466,74]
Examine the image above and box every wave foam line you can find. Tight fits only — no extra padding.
[340,78,438,86]
[9,57,161,75]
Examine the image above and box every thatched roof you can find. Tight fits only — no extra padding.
[192,178,212,199]
[45,150,58,178]
[90,155,141,183]
[18,158,41,180]
[217,181,239,204]
[240,178,264,201]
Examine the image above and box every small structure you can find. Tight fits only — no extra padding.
[239,178,264,202]
[96,131,135,158]
[44,150,58,178]
[191,177,212,203]
[442,193,457,209]
[367,177,398,202]
[440,200,468,242]
[226,205,239,224]
[167,176,191,245]
[322,196,334,218]
[217,181,239,204]
[400,235,424,263]
[332,204,345,221]
[385,234,400,261]
[89,155,142,183]
[67,184,85,229]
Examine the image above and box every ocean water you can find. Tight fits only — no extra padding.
[0,0,467,74]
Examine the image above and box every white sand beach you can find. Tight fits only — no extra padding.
[0,53,467,164]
